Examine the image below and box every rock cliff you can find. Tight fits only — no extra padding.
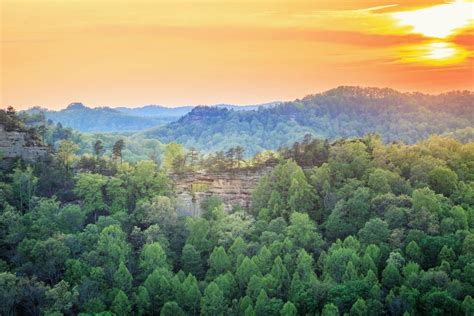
[0,124,49,168]
[171,167,272,216]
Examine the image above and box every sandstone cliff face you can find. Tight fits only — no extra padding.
[171,167,272,216]
[0,124,49,168]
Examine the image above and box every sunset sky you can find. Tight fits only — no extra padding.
[1,0,473,110]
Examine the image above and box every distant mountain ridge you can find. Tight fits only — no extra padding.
[25,101,280,132]
[115,102,281,117]
[144,86,474,155]
[26,103,167,132]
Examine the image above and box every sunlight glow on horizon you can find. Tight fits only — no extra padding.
[2,0,473,109]
[392,0,474,39]
[392,1,473,66]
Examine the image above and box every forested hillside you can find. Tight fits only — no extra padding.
[1,110,473,315]
[26,102,278,133]
[146,87,474,155]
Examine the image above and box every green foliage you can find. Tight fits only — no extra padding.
[111,290,131,316]
[161,301,185,316]
[280,301,297,316]
[0,132,472,315]
[74,173,107,214]
[201,282,226,316]
[139,242,168,276]
[145,88,474,155]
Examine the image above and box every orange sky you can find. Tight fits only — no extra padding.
[1,0,473,109]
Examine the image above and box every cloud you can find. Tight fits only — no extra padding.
[91,24,424,48]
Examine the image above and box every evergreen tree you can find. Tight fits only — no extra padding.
[114,262,133,293]
[161,301,185,316]
[207,246,231,279]
[111,290,131,316]
[350,298,367,316]
[112,139,125,163]
[280,301,297,316]
[181,244,204,279]
[201,282,226,316]
[322,303,339,316]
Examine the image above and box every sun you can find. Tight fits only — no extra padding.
[392,0,474,39]
[398,41,471,66]
[391,1,473,65]
[426,43,456,60]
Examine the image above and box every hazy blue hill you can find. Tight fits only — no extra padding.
[144,86,474,155]
[115,102,280,116]
[25,102,279,133]
[25,103,169,132]
[115,105,194,117]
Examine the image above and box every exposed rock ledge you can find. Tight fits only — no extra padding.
[0,124,49,168]
[171,167,272,216]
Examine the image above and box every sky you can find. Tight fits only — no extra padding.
[1,0,473,110]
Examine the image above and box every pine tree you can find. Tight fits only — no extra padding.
[93,139,104,159]
[176,274,201,315]
[350,298,367,316]
[382,263,401,289]
[255,290,270,315]
[111,290,131,316]
[112,139,125,164]
[322,303,339,316]
[207,246,231,279]
[161,301,185,316]
[280,301,297,316]
[181,244,204,279]
[201,282,226,316]
[114,262,133,293]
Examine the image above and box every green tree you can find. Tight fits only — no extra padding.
[236,257,261,290]
[106,178,127,214]
[139,242,168,276]
[176,274,201,315]
[161,301,185,316]
[255,289,270,315]
[382,263,401,289]
[201,282,226,316]
[134,286,150,316]
[322,303,339,316]
[405,241,423,264]
[112,139,125,163]
[93,139,105,159]
[111,290,131,316]
[181,244,204,279]
[57,139,79,172]
[96,225,131,273]
[0,272,18,315]
[164,142,186,173]
[45,280,77,315]
[429,166,458,196]
[134,195,176,228]
[280,301,297,316]
[463,296,474,316]
[350,298,367,316]
[74,173,107,215]
[287,212,324,252]
[12,165,38,212]
[114,262,133,293]
[207,246,231,279]
[288,168,316,216]
[358,218,390,245]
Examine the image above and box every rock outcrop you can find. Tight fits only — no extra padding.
[0,124,49,168]
[171,167,272,216]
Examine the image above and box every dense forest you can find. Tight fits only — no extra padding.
[0,108,473,315]
[146,87,474,155]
